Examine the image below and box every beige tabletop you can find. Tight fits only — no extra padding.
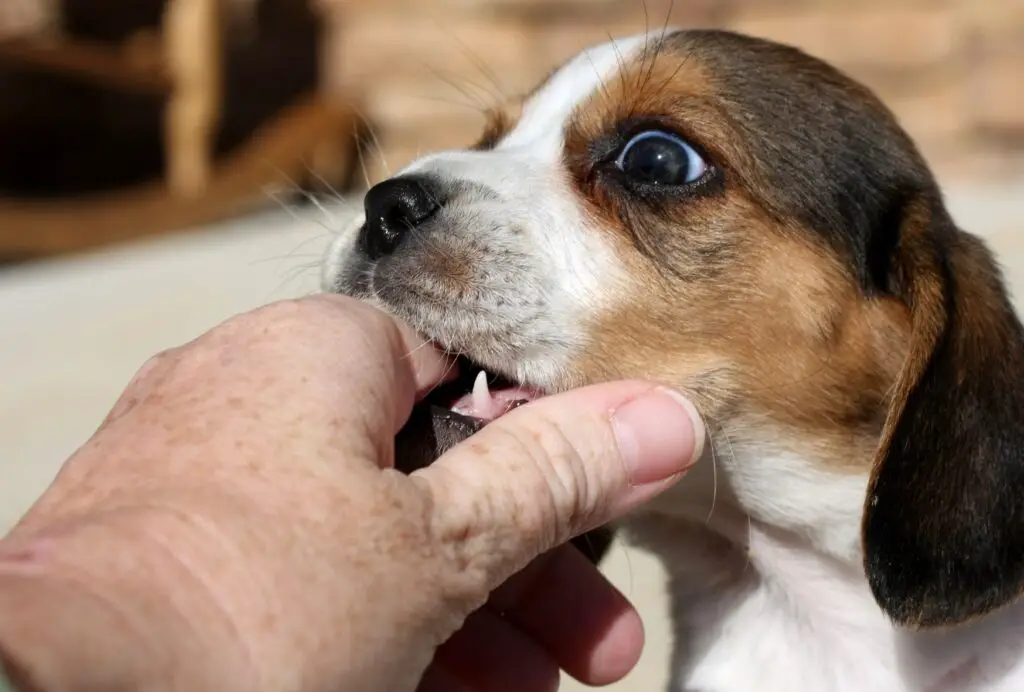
[1,181,1021,690]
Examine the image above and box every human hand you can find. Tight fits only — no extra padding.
[0,295,703,692]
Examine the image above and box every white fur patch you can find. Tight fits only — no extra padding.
[395,32,650,309]
[323,30,1024,692]
[325,33,654,392]
[499,35,647,155]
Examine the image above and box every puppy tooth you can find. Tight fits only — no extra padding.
[472,370,491,412]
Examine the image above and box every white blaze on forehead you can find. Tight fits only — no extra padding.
[500,34,650,156]
[325,33,666,387]
[399,31,653,176]
[378,35,659,370]
[459,32,651,326]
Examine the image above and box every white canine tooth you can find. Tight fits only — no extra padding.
[472,370,491,412]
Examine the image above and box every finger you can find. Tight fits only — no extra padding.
[314,296,458,436]
[424,608,560,692]
[234,296,457,445]
[416,381,704,599]
[387,318,462,406]
[489,543,642,685]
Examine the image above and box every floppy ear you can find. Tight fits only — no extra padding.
[864,195,1024,629]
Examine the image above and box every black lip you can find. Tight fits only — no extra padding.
[394,403,484,474]
[396,356,526,475]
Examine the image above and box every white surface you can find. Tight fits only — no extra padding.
[0,205,333,529]
[0,182,1021,691]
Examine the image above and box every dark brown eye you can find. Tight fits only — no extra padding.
[616,130,707,186]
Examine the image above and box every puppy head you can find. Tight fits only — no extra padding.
[324,30,1024,629]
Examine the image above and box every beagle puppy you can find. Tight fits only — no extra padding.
[323,29,1024,692]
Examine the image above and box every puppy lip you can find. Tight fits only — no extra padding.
[421,349,546,426]
[449,370,543,421]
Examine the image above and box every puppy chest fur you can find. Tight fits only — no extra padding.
[324,29,1024,692]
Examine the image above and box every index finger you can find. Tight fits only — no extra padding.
[295,295,459,440]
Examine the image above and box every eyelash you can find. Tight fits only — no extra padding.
[588,128,718,197]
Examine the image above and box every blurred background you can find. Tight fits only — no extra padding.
[337,0,1024,183]
[0,1,1022,690]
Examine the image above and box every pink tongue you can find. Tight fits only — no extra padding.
[451,384,539,422]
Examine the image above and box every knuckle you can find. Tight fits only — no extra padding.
[251,297,387,341]
[244,298,318,327]
[203,300,326,355]
[415,413,608,604]
[422,416,602,603]
[490,416,596,541]
[136,351,169,378]
[124,349,178,391]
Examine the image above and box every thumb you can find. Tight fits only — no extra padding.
[413,381,704,595]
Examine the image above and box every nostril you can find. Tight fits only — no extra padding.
[392,185,440,226]
[361,176,444,260]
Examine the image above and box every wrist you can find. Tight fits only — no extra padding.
[0,567,144,692]
[0,516,255,692]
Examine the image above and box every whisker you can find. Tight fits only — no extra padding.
[403,336,437,363]
[411,92,491,115]
[299,155,349,205]
[279,259,322,284]
[417,348,465,402]
[637,0,675,98]
[426,65,495,113]
[261,259,323,303]
[585,50,613,109]
[263,192,313,222]
[371,135,392,180]
[250,249,327,267]
[257,158,315,202]
[428,15,507,105]
[351,103,391,176]
[633,0,653,101]
[355,131,375,190]
[342,107,384,188]
[264,193,335,235]
[705,425,721,524]
[403,336,460,394]
[742,513,753,576]
[299,188,340,225]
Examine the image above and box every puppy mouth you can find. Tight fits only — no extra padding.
[394,350,545,476]
[427,354,545,425]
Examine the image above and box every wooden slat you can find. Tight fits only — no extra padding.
[0,37,170,94]
[163,0,223,197]
[0,95,361,258]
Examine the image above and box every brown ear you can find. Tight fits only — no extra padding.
[864,196,1024,629]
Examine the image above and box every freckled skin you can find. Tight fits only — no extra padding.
[5,298,465,692]
[395,401,614,565]
[5,292,663,692]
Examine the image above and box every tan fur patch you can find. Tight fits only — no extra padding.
[472,94,529,150]
[561,36,915,471]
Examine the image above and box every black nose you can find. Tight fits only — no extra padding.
[360,176,443,260]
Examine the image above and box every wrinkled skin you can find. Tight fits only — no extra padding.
[395,406,615,565]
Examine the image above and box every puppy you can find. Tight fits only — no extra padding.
[324,29,1024,691]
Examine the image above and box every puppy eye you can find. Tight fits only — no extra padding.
[615,130,708,187]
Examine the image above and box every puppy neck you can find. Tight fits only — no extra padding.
[640,416,874,562]
[626,435,1024,692]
